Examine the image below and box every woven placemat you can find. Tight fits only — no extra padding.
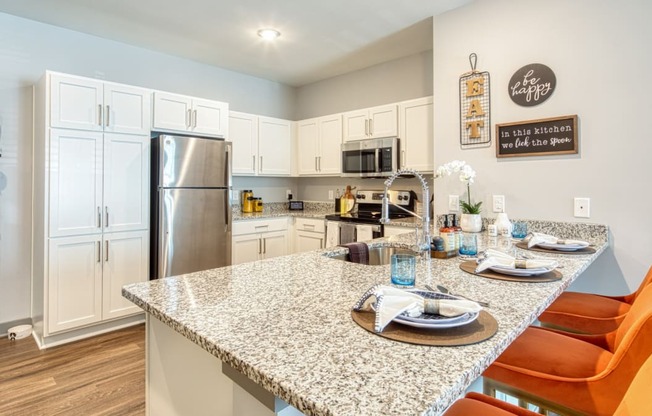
[515,241,596,255]
[351,309,498,346]
[459,260,562,283]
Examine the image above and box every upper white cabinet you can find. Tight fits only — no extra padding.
[399,97,433,172]
[153,92,228,138]
[297,114,342,176]
[50,73,150,135]
[229,112,292,176]
[343,104,397,142]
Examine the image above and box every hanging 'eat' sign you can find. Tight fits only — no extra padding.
[508,63,556,107]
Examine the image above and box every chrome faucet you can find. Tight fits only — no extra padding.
[380,169,431,258]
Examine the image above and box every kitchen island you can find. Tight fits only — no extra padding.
[123,221,608,416]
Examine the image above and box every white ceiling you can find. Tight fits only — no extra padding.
[0,0,471,87]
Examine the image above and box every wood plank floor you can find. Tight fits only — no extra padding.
[0,324,145,416]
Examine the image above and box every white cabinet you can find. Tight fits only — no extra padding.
[48,235,103,333]
[343,104,397,141]
[153,91,228,138]
[399,97,433,172]
[50,73,150,135]
[232,218,289,265]
[297,114,342,176]
[229,112,292,176]
[47,231,149,333]
[294,218,326,252]
[102,231,149,320]
[33,71,151,344]
[49,129,150,237]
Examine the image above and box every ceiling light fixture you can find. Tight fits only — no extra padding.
[257,28,281,41]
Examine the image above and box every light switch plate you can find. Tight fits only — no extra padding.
[448,195,459,211]
[492,195,505,213]
[574,197,590,218]
[328,190,334,200]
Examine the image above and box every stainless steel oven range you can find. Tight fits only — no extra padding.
[325,189,416,245]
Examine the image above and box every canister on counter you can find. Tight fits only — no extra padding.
[242,190,254,213]
[254,198,263,212]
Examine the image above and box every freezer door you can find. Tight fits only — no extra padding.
[157,134,230,188]
[157,188,231,279]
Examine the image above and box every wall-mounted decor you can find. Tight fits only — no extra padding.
[508,63,556,106]
[496,115,578,158]
[460,53,491,148]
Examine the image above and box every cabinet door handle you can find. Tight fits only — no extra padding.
[97,241,101,263]
[369,119,373,136]
[192,109,198,128]
[319,238,323,249]
[97,206,102,228]
[263,238,266,254]
[259,156,263,172]
[365,119,368,136]
[105,206,109,228]
[186,109,191,128]
[105,240,109,262]
[252,155,256,171]
[105,105,110,127]
[318,156,321,171]
[315,156,318,171]
[98,104,103,126]
[258,238,262,254]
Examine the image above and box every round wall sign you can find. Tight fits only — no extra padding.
[508,63,556,106]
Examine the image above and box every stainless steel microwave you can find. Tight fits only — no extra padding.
[341,137,400,178]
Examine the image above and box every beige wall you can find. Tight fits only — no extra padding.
[432,0,652,293]
[295,50,433,120]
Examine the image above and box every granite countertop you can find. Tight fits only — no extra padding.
[123,222,608,416]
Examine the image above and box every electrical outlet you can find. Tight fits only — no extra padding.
[448,195,459,211]
[574,197,590,218]
[328,190,334,200]
[492,195,505,213]
[286,189,292,199]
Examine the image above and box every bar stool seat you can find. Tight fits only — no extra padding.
[482,283,652,416]
[539,265,652,334]
[446,352,652,416]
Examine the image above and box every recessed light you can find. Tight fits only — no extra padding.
[257,28,281,41]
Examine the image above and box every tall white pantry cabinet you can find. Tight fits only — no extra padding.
[32,71,150,347]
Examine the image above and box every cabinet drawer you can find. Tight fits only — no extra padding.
[294,218,326,233]
[233,217,288,236]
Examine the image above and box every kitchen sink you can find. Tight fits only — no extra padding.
[329,246,417,266]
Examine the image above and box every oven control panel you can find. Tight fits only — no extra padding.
[355,190,412,206]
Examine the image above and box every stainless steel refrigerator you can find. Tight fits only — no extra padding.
[150,133,232,279]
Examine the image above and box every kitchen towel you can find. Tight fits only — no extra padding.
[526,232,589,249]
[353,285,482,332]
[355,224,374,242]
[326,221,340,248]
[341,242,369,265]
[476,249,558,273]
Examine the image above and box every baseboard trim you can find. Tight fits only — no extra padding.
[33,314,145,349]
[0,318,33,338]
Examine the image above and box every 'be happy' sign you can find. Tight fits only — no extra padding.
[508,63,556,107]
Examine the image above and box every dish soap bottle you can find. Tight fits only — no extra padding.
[340,185,355,214]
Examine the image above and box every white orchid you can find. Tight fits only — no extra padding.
[435,160,481,214]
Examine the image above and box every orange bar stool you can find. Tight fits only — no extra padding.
[482,283,652,416]
[445,352,652,416]
[538,265,652,334]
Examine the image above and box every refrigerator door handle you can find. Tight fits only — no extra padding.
[225,142,232,230]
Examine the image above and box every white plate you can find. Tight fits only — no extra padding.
[537,242,588,251]
[488,265,554,276]
[393,289,480,329]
